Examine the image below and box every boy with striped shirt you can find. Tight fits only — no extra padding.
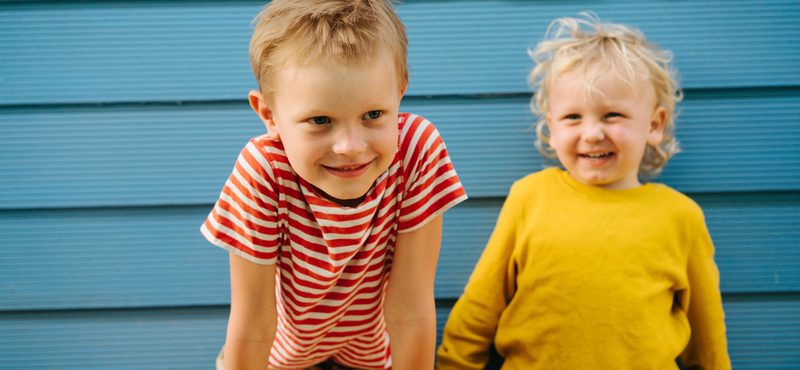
[201,0,467,369]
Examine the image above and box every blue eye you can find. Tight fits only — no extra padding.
[605,112,622,119]
[364,110,382,120]
[310,116,330,125]
[565,114,581,120]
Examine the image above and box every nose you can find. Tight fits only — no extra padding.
[332,123,368,156]
[581,119,605,142]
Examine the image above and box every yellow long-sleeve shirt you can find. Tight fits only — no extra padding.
[437,168,730,370]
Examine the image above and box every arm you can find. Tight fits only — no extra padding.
[224,252,278,370]
[678,222,732,370]
[436,187,520,370]
[384,214,443,370]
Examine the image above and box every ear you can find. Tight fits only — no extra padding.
[647,105,668,146]
[398,79,408,104]
[546,112,554,139]
[248,90,280,141]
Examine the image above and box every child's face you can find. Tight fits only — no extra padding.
[547,68,667,190]
[251,53,406,205]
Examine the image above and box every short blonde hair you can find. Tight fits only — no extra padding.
[529,13,682,177]
[250,0,409,103]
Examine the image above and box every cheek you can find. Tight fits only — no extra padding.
[607,127,647,156]
[282,144,308,170]
[373,124,399,155]
[607,126,635,143]
[548,126,570,151]
[606,126,628,139]
[282,135,318,168]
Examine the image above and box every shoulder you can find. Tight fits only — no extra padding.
[243,134,292,176]
[495,168,562,220]
[395,112,454,179]
[228,135,298,203]
[508,168,562,198]
[647,183,707,227]
[650,183,703,213]
[248,134,285,161]
[398,112,425,131]
[397,112,442,152]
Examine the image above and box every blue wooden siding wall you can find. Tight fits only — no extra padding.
[1,0,799,368]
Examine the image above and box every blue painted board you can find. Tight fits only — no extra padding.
[654,90,800,191]
[402,0,800,95]
[1,296,798,369]
[434,193,800,298]
[722,294,800,369]
[702,193,800,294]
[2,193,798,311]
[0,206,231,311]
[0,307,228,370]
[0,103,263,209]
[2,92,799,210]
[1,0,798,105]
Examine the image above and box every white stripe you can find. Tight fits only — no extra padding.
[230,165,279,208]
[219,181,278,229]
[200,224,277,265]
[204,216,277,253]
[402,115,429,167]
[211,201,279,241]
[400,178,464,223]
[401,164,456,209]
[279,268,384,308]
[314,212,377,233]
[242,143,277,186]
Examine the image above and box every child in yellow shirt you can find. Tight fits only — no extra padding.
[436,14,731,370]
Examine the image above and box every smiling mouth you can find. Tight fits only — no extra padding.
[580,152,613,160]
[324,163,369,171]
[323,162,371,179]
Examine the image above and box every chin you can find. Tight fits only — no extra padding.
[322,185,370,202]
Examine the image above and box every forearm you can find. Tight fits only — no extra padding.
[223,302,277,370]
[385,302,437,370]
[385,215,442,370]
[679,230,731,369]
[436,291,501,370]
[225,252,279,370]
[223,333,275,370]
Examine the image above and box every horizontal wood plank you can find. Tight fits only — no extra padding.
[1,0,798,105]
[2,91,799,209]
[0,206,230,310]
[2,194,798,310]
[435,193,800,298]
[0,307,228,370]
[1,295,798,369]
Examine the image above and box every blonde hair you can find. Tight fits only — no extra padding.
[250,0,408,103]
[529,13,682,177]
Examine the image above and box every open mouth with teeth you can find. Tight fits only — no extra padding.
[325,163,368,171]
[580,152,613,160]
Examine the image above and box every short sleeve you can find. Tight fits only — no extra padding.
[200,139,282,265]
[396,114,467,233]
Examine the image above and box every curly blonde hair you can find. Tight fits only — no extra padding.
[250,0,408,103]
[529,13,682,177]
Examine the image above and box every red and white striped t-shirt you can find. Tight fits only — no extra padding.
[201,113,467,369]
